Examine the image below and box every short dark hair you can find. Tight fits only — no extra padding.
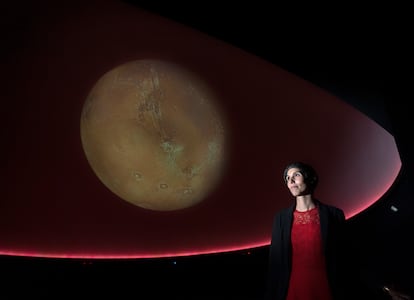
[283,162,318,192]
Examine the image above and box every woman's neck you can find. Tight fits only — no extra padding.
[295,194,316,212]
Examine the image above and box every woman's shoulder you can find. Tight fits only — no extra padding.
[273,205,294,220]
[317,199,343,212]
[318,201,346,223]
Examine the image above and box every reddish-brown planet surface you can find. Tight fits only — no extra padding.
[81,60,227,211]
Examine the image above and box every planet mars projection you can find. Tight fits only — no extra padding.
[1,0,401,258]
[80,60,227,211]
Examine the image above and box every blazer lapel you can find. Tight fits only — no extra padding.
[318,202,328,253]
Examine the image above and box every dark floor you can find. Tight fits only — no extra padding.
[1,250,265,299]
[2,246,409,300]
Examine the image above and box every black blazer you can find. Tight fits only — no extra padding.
[264,199,346,300]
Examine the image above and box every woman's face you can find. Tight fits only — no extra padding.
[285,167,309,197]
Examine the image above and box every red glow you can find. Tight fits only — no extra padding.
[1,0,401,259]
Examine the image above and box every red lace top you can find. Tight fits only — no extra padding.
[286,207,332,300]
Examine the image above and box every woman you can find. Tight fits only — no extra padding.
[265,162,347,300]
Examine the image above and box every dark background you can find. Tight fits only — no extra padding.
[1,1,411,299]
